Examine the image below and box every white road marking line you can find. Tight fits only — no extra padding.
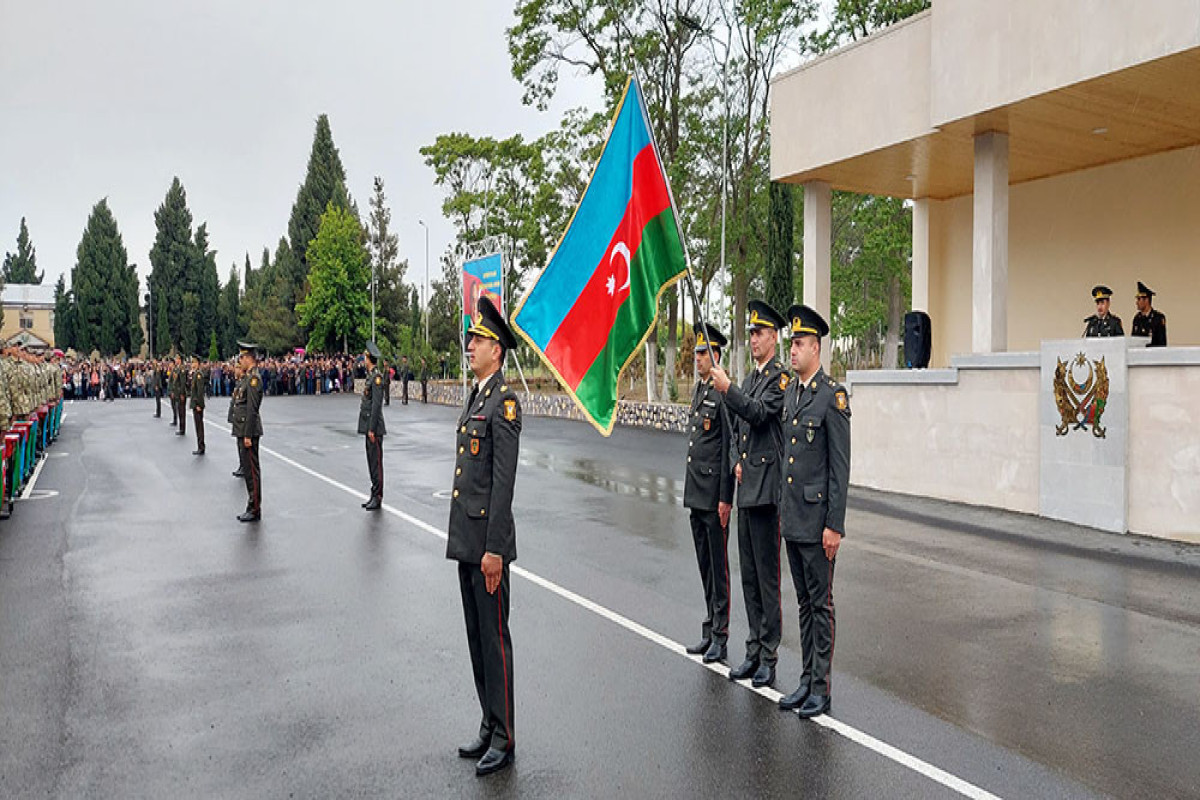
[209,422,1001,800]
[19,452,49,500]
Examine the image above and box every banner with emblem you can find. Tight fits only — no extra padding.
[462,252,504,335]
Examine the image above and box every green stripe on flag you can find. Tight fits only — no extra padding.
[575,206,687,432]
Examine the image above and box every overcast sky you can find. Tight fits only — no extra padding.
[0,1,600,295]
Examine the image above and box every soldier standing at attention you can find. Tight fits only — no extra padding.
[447,298,521,778]
[230,343,263,522]
[1131,281,1167,347]
[173,355,188,436]
[1084,285,1124,337]
[777,305,850,719]
[152,361,163,418]
[683,323,734,665]
[190,354,206,456]
[168,359,179,427]
[358,341,386,511]
[710,299,789,689]
[229,361,244,478]
[382,358,391,406]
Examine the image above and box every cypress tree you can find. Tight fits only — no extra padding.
[3,217,43,284]
[765,182,795,314]
[53,274,72,348]
[149,178,195,350]
[72,200,139,355]
[287,114,352,307]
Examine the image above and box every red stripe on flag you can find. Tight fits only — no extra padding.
[544,146,672,389]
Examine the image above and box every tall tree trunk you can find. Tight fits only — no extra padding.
[732,273,748,383]
[645,336,657,403]
[884,272,903,368]
[663,287,678,401]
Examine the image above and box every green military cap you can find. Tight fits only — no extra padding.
[1092,285,1113,301]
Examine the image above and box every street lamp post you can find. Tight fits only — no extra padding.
[418,219,430,345]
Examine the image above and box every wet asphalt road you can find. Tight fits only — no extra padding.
[2,394,1198,799]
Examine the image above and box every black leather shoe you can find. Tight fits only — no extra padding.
[797,693,831,718]
[232,470,244,478]
[457,735,490,759]
[192,449,204,456]
[779,682,811,711]
[363,497,381,511]
[751,664,775,688]
[728,658,757,681]
[702,642,727,664]
[176,431,185,436]
[685,639,711,656]
[237,511,260,523]
[475,746,513,776]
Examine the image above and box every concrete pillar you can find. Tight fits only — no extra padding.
[972,131,1009,353]
[803,181,832,367]
[911,197,930,312]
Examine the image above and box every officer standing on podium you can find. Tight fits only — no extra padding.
[777,305,850,719]
[710,299,788,689]
[447,298,522,777]
[683,322,734,665]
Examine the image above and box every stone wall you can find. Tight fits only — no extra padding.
[390,379,691,433]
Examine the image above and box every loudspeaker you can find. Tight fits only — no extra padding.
[904,311,932,369]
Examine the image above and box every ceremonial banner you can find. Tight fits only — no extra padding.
[510,78,687,435]
[462,252,504,333]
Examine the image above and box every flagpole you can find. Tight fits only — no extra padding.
[633,72,715,369]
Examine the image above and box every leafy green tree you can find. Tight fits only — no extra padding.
[3,217,43,284]
[208,331,220,361]
[245,239,301,354]
[71,199,141,355]
[765,182,794,313]
[297,203,370,353]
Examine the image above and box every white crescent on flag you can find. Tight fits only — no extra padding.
[606,242,631,296]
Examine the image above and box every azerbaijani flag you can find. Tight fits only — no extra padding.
[510,78,687,436]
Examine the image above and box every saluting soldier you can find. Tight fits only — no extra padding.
[358,341,387,511]
[1132,281,1167,347]
[777,305,850,719]
[683,322,734,665]
[230,342,264,522]
[710,299,789,689]
[448,298,521,777]
[1083,285,1124,337]
[190,355,206,455]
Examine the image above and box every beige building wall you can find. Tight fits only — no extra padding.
[930,0,1200,126]
[0,306,55,348]
[1129,363,1200,542]
[928,144,1200,367]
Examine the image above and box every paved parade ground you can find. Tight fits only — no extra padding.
[2,395,1198,799]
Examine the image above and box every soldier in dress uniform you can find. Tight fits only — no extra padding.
[173,355,188,435]
[1132,281,1167,347]
[168,359,179,426]
[447,297,521,777]
[710,299,789,689]
[776,305,850,719]
[1083,285,1124,337]
[152,361,164,418]
[228,361,244,478]
[358,341,387,511]
[230,343,263,522]
[190,355,206,455]
[683,322,734,665]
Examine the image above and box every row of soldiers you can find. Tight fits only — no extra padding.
[0,346,62,434]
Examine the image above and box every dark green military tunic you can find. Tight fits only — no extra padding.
[446,372,521,754]
[230,370,264,515]
[723,359,788,667]
[189,366,207,453]
[358,368,387,501]
[1083,314,1124,337]
[780,368,850,698]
